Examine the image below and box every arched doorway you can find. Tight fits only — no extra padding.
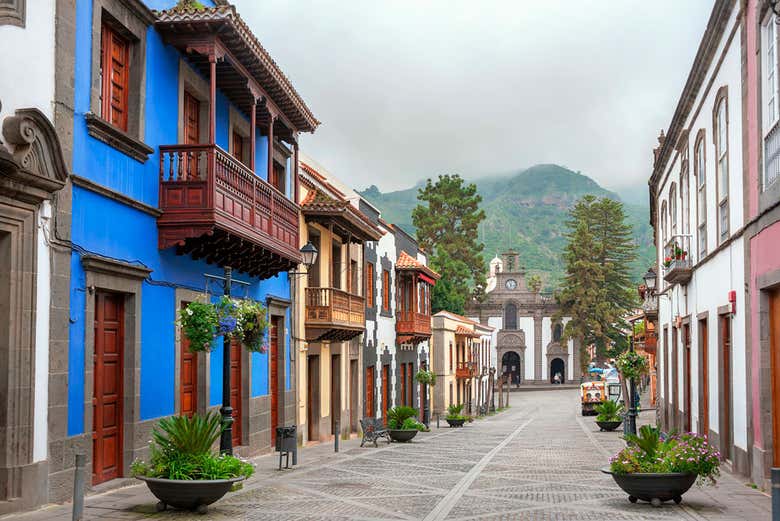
[550,358,565,384]
[501,351,521,385]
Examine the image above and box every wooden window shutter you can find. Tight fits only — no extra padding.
[101,23,130,131]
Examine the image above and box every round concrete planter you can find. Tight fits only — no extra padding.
[446,418,466,427]
[388,429,418,442]
[601,469,696,506]
[595,420,623,432]
[137,476,245,514]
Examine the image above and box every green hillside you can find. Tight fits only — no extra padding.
[359,164,655,290]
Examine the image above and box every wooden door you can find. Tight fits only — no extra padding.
[382,364,389,425]
[770,290,780,466]
[331,355,341,435]
[683,324,691,432]
[720,315,732,459]
[408,365,414,407]
[183,91,200,178]
[307,356,320,441]
[365,366,375,417]
[230,340,242,447]
[663,327,669,427]
[232,131,244,164]
[400,363,406,407]
[350,360,358,433]
[269,317,280,445]
[672,327,678,430]
[93,292,124,485]
[700,318,709,437]
[180,302,197,418]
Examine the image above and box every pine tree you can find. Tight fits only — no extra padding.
[413,174,486,314]
[556,196,637,361]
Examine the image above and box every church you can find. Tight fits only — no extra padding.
[466,250,581,385]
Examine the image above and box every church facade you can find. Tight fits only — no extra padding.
[466,251,580,385]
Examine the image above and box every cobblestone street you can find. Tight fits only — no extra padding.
[13,390,771,521]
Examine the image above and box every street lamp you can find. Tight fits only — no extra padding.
[643,267,657,295]
[299,241,318,270]
[771,0,780,17]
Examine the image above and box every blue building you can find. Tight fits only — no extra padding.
[65,0,317,491]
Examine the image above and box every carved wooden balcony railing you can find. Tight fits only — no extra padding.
[157,144,300,278]
[455,361,476,379]
[662,234,692,286]
[396,311,432,345]
[305,287,365,342]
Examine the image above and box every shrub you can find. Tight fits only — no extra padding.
[401,417,427,431]
[594,400,623,422]
[446,403,467,421]
[387,406,418,429]
[610,425,721,485]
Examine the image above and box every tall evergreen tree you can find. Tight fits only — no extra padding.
[413,174,486,314]
[556,195,637,361]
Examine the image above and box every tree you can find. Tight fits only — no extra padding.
[413,175,486,314]
[556,196,637,361]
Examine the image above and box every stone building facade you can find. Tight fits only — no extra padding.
[466,251,579,385]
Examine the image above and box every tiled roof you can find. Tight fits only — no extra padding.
[395,251,440,280]
[154,5,318,132]
[455,325,481,337]
[301,188,382,241]
[435,310,495,332]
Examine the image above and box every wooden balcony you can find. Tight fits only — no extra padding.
[305,287,365,342]
[662,235,692,286]
[456,361,476,379]
[157,144,301,278]
[396,312,432,345]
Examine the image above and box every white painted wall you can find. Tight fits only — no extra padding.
[373,226,396,413]
[519,317,534,380]
[0,0,56,122]
[33,202,52,462]
[541,317,552,380]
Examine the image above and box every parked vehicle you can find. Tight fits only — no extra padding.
[580,381,606,415]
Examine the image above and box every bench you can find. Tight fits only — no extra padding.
[360,417,391,447]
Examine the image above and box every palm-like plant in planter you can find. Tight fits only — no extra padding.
[593,400,624,432]
[386,406,427,442]
[131,412,254,514]
[445,404,467,427]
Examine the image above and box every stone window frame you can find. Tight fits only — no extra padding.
[174,288,210,417]
[85,0,154,163]
[0,0,25,27]
[80,254,150,481]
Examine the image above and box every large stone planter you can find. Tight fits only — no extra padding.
[601,469,696,506]
[595,420,623,432]
[446,418,466,427]
[137,476,245,514]
[388,429,418,442]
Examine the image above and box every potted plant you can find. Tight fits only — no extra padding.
[663,256,672,268]
[445,404,467,427]
[386,406,427,442]
[602,425,721,507]
[593,399,623,431]
[131,412,254,514]
[414,370,436,387]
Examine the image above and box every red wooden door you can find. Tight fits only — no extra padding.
[400,363,406,407]
[382,365,389,425]
[232,130,244,164]
[93,292,124,485]
[230,340,242,447]
[408,366,414,407]
[180,302,197,418]
[365,366,374,416]
[770,290,780,466]
[270,318,279,445]
[183,91,200,178]
[700,319,709,437]
[720,315,732,459]
[683,324,691,432]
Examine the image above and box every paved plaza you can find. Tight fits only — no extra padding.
[11,390,771,521]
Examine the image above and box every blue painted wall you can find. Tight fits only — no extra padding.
[67,0,293,436]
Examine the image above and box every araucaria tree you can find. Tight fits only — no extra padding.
[413,174,486,314]
[556,195,637,361]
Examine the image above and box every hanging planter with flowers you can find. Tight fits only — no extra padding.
[616,350,649,381]
[178,296,269,353]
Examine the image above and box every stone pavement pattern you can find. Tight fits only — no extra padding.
[10,390,771,520]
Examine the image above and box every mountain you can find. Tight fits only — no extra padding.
[358,164,655,290]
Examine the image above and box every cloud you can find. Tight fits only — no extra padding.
[234,0,713,192]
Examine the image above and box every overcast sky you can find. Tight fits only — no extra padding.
[234,0,713,193]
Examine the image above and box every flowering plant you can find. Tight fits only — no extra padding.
[414,370,437,386]
[663,256,672,268]
[178,297,268,353]
[610,425,721,485]
[616,350,648,380]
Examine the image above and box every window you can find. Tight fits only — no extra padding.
[695,134,707,258]
[765,17,778,134]
[715,97,729,243]
[331,241,342,289]
[504,303,517,330]
[553,323,562,342]
[449,342,453,372]
[669,184,677,237]
[660,201,668,247]
[365,263,374,306]
[232,130,245,164]
[100,22,130,131]
[680,147,690,235]
[382,269,390,311]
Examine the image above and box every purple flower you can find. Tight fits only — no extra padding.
[218,316,237,334]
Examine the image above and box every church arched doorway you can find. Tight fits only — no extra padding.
[501,351,521,385]
[550,358,565,384]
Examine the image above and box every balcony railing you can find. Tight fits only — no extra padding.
[305,287,365,341]
[158,144,300,276]
[662,234,693,285]
[396,311,432,343]
[456,361,476,379]
[765,120,780,190]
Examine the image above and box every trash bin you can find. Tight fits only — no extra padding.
[275,425,296,469]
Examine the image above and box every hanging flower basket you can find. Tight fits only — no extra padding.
[178,297,269,353]
[616,351,648,381]
[414,370,436,386]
